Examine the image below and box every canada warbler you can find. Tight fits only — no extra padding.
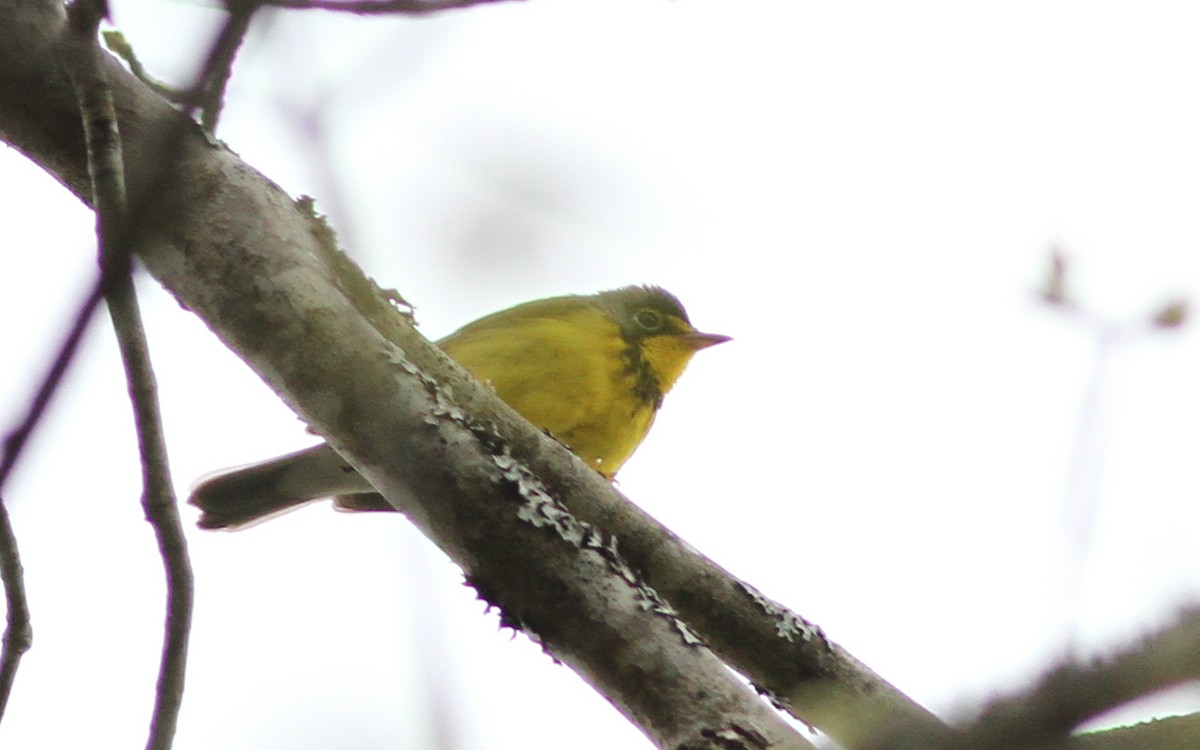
[189,285,728,529]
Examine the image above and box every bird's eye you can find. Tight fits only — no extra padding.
[634,309,664,331]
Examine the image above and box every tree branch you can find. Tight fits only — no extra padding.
[0,285,107,491]
[0,279,107,721]
[572,484,953,750]
[193,1,257,132]
[964,607,1200,749]
[59,2,194,747]
[0,494,30,722]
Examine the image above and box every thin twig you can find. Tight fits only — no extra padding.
[114,284,194,750]
[194,0,258,132]
[262,0,513,16]
[0,60,116,713]
[103,4,257,133]
[0,281,107,491]
[102,30,188,104]
[1039,252,1190,650]
[63,2,194,748]
[0,183,108,732]
[0,494,31,721]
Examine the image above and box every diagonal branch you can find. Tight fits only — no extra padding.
[0,287,108,493]
[964,607,1200,749]
[586,494,953,750]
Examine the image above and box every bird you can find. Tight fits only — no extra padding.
[189,285,729,529]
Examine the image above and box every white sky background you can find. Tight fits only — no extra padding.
[3,1,1200,748]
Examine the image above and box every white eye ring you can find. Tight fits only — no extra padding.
[634,309,664,331]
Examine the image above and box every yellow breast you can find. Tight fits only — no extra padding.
[439,305,654,475]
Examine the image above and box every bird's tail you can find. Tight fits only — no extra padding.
[188,443,390,529]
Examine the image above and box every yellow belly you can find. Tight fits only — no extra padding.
[438,306,653,475]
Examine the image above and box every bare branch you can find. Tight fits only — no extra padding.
[548,483,954,750]
[965,607,1200,748]
[193,1,258,132]
[103,3,257,131]
[0,1,114,715]
[0,495,31,722]
[0,283,107,492]
[102,30,185,103]
[60,2,194,747]
[0,208,109,722]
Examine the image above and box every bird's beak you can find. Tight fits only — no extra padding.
[683,331,732,351]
